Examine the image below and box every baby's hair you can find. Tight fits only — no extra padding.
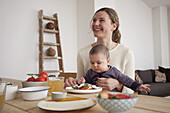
[89,44,110,59]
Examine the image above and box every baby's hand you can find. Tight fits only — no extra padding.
[77,77,85,84]
[138,84,151,93]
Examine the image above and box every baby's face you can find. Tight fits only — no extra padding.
[89,53,109,73]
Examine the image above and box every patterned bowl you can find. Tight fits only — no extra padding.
[96,92,138,113]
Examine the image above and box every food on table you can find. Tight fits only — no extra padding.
[47,77,64,93]
[39,72,48,81]
[98,90,133,99]
[48,97,88,102]
[72,83,96,90]
[98,90,108,99]
[26,72,48,82]
[35,77,46,82]
[26,77,35,82]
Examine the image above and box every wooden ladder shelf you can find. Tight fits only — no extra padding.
[38,10,64,73]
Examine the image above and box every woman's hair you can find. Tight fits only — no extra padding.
[92,7,121,43]
[89,44,110,59]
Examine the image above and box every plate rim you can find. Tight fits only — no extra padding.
[38,99,97,111]
[18,86,50,92]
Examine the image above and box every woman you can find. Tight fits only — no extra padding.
[65,7,135,94]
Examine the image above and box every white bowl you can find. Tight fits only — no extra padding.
[18,86,50,100]
[96,92,138,113]
[51,92,67,100]
[22,81,47,88]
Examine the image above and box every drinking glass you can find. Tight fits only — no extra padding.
[47,77,64,95]
[0,81,7,111]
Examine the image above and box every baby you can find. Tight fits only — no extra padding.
[78,44,151,93]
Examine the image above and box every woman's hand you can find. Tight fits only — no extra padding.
[96,78,123,91]
[64,77,76,88]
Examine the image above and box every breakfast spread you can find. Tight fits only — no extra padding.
[98,90,133,99]
[72,83,96,90]
[26,72,48,82]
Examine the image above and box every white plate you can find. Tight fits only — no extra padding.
[65,86,102,93]
[38,98,96,111]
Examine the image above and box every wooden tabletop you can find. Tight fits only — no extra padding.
[2,93,170,113]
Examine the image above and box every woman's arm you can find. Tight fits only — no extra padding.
[77,46,92,79]
[77,52,84,79]
[121,49,135,94]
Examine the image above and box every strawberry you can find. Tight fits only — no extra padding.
[115,94,132,99]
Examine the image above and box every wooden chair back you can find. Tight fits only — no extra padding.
[58,72,77,82]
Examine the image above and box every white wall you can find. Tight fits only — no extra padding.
[77,0,95,51]
[0,0,77,80]
[153,7,162,68]
[160,6,169,67]
[153,6,170,68]
[1,0,170,80]
[93,0,154,69]
[168,8,170,66]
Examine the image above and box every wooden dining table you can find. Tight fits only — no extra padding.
[2,91,170,113]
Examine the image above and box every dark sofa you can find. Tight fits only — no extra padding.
[135,69,170,97]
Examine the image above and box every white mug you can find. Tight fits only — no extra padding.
[5,85,18,100]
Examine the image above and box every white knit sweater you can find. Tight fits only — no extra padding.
[77,44,135,94]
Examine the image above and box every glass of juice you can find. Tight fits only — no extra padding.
[0,81,7,111]
[47,77,64,95]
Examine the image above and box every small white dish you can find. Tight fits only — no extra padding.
[18,86,50,100]
[51,92,67,100]
[5,85,18,100]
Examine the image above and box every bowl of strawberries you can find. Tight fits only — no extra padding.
[96,91,138,113]
[22,72,48,88]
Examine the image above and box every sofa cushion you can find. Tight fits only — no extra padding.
[155,70,166,83]
[158,66,165,73]
[165,69,170,82]
[136,70,154,83]
[158,66,170,82]
[135,72,143,84]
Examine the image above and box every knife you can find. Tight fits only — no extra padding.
[47,97,88,102]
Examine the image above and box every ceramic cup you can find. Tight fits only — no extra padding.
[51,92,67,100]
[5,85,18,100]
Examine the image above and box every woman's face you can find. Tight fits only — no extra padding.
[92,11,115,38]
